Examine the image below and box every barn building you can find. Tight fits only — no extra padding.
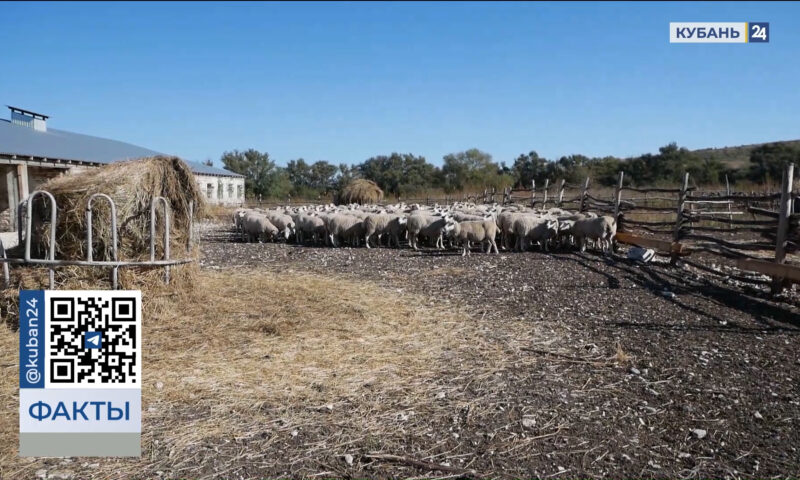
[0,106,244,232]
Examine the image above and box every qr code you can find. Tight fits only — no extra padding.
[46,291,141,388]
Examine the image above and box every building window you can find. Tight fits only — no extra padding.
[237,184,243,199]
[227,183,234,198]
[207,183,214,199]
[218,181,223,199]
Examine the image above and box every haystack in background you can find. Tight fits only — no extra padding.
[28,156,205,262]
[336,179,384,205]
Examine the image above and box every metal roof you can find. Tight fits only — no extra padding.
[7,105,49,120]
[0,119,243,178]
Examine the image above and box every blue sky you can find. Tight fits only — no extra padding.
[1,1,798,168]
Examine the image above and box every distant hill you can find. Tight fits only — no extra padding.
[692,139,800,170]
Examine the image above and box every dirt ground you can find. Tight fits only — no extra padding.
[2,220,799,479]
[199,222,800,479]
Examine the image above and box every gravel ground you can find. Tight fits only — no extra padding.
[199,222,800,479]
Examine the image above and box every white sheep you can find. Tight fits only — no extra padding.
[242,213,279,243]
[443,218,499,256]
[263,211,295,240]
[513,216,559,252]
[571,215,617,254]
[406,213,450,250]
[232,208,249,241]
[498,211,530,250]
[324,214,365,247]
[293,213,326,245]
[452,212,486,222]
[363,214,408,248]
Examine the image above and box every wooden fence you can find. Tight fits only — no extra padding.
[496,166,798,293]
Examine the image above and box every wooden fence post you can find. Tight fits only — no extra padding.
[772,163,794,293]
[542,179,550,211]
[530,180,536,208]
[672,172,690,264]
[725,174,733,229]
[557,179,566,207]
[579,176,590,213]
[613,171,624,221]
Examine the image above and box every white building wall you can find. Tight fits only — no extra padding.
[195,174,245,206]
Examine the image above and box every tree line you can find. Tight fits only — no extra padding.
[220,142,800,200]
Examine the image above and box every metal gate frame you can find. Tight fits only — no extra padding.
[0,190,195,289]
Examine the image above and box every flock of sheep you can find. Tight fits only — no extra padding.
[233,202,618,256]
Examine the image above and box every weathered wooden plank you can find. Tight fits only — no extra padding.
[737,258,800,284]
[686,193,780,202]
[681,234,773,251]
[748,206,779,218]
[615,232,685,254]
[773,163,795,292]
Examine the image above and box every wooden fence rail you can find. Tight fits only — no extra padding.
[496,165,798,293]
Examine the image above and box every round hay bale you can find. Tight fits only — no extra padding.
[336,179,384,205]
[29,156,205,262]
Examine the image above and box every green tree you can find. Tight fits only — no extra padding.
[748,143,800,183]
[511,151,549,187]
[220,149,284,198]
[359,153,439,196]
[263,168,293,199]
[586,156,624,186]
[286,159,341,197]
[331,163,358,193]
[623,143,711,186]
[286,158,312,188]
[309,161,339,193]
[442,148,510,192]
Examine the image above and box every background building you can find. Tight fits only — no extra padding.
[0,106,244,231]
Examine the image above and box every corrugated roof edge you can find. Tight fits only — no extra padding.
[0,119,244,178]
[185,161,245,178]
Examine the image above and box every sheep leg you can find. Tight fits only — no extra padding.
[491,238,499,254]
[365,233,372,249]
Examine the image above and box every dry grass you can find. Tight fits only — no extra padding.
[337,179,384,205]
[613,343,632,366]
[0,267,496,479]
[29,156,204,262]
[201,204,237,222]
